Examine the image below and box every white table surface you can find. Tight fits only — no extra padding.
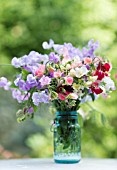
[0,158,117,170]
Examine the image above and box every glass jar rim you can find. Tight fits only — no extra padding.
[56,111,78,116]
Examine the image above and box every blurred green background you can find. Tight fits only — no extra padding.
[0,0,117,159]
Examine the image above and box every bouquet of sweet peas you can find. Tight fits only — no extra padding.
[0,39,115,121]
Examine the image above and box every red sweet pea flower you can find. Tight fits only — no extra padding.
[93,88,103,94]
[97,62,111,72]
[93,70,105,81]
[97,62,102,71]
[101,63,111,72]
[58,93,66,100]
[90,82,103,94]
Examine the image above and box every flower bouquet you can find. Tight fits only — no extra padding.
[0,39,115,163]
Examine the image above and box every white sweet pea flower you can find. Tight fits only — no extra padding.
[74,56,81,63]
[69,69,76,77]
[89,76,98,82]
[75,66,89,78]
[42,39,54,49]
[103,77,116,91]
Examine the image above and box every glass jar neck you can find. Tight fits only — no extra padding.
[55,111,78,120]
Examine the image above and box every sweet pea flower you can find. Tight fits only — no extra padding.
[39,75,51,87]
[35,65,45,77]
[11,57,21,68]
[0,77,8,87]
[69,69,76,77]
[84,57,92,64]
[32,91,49,106]
[58,93,66,100]
[42,39,54,49]
[54,70,62,78]
[27,74,38,87]
[65,77,73,85]
[102,77,116,91]
[0,77,11,90]
[67,93,78,99]
[75,66,89,78]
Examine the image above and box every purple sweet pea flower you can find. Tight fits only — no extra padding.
[27,74,38,88]
[32,91,49,106]
[88,39,99,50]
[28,51,44,65]
[12,89,30,103]
[49,52,59,63]
[82,47,89,58]
[39,75,51,87]
[49,72,54,78]
[17,79,31,91]
[86,65,90,70]
[14,74,22,86]
[32,92,41,106]
[28,107,34,114]
[20,55,28,66]
[40,91,49,103]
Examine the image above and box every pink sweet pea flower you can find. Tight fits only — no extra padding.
[71,62,82,69]
[35,65,45,77]
[65,77,73,85]
[54,70,62,78]
[58,93,66,100]
[84,57,92,64]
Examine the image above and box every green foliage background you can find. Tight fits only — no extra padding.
[0,0,117,159]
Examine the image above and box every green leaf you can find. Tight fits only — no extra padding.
[10,83,18,89]
[22,69,30,80]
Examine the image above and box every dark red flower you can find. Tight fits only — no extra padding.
[97,62,111,72]
[90,82,103,94]
[97,62,102,70]
[57,85,73,100]
[93,70,104,80]
[101,63,111,72]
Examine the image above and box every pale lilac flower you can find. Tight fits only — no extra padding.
[32,91,49,106]
[41,54,49,64]
[4,81,12,90]
[81,94,98,103]
[42,39,54,49]
[32,92,40,106]
[11,57,21,68]
[0,77,11,90]
[102,77,116,91]
[14,74,22,86]
[0,77,8,87]
[20,55,28,66]
[88,39,99,50]
[12,89,29,103]
[40,91,49,103]
[49,52,59,63]
[39,75,51,87]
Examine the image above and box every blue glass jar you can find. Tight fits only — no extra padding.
[53,111,81,164]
